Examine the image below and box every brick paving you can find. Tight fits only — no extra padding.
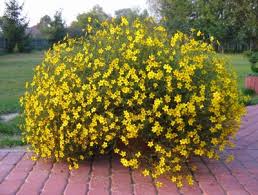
[0,105,258,195]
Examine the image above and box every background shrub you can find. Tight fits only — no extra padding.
[246,51,258,73]
[242,88,256,96]
[20,17,245,187]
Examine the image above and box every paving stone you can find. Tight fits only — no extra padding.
[88,156,110,195]
[132,171,156,195]
[216,174,245,191]
[41,162,69,195]
[246,149,258,160]
[0,180,22,194]
[111,158,132,195]
[17,159,52,195]
[0,164,13,183]
[156,177,179,194]
[198,181,225,195]
[0,151,8,161]
[227,189,250,195]
[178,179,203,195]
[64,163,90,195]
[0,159,34,194]
[0,152,24,165]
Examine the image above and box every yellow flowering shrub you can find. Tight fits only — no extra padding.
[20,17,245,187]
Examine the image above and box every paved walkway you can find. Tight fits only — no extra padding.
[0,106,258,195]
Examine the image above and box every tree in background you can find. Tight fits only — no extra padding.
[37,15,52,39]
[0,17,3,36]
[49,11,66,45]
[68,5,110,37]
[1,0,31,52]
[0,17,3,28]
[37,11,66,46]
[228,0,258,51]
[114,8,149,24]
[148,0,258,52]
[148,0,227,34]
[191,0,230,52]
[68,5,150,37]
[148,0,193,33]
[193,0,258,52]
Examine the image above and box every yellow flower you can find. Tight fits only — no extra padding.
[226,154,234,163]
[164,95,171,103]
[155,181,163,188]
[120,158,129,167]
[180,138,189,145]
[142,169,150,176]
[186,175,193,185]
[147,71,155,79]
[174,94,182,103]
[163,64,172,73]
[151,121,163,135]
[114,148,120,153]
[135,151,141,157]
[171,176,177,182]
[76,123,82,129]
[102,142,108,148]
[147,141,154,147]
[120,151,126,157]
[175,164,181,171]
[121,16,129,26]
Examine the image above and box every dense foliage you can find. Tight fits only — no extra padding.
[1,0,31,52]
[20,17,245,187]
[149,0,258,52]
[37,11,66,46]
[247,52,258,73]
[67,6,149,38]
[68,5,110,37]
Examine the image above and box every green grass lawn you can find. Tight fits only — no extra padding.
[222,53,258,105]
[0,51,44,114]
[0,116,24,148]
[222,54,250,89]
[0,51,44,147]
